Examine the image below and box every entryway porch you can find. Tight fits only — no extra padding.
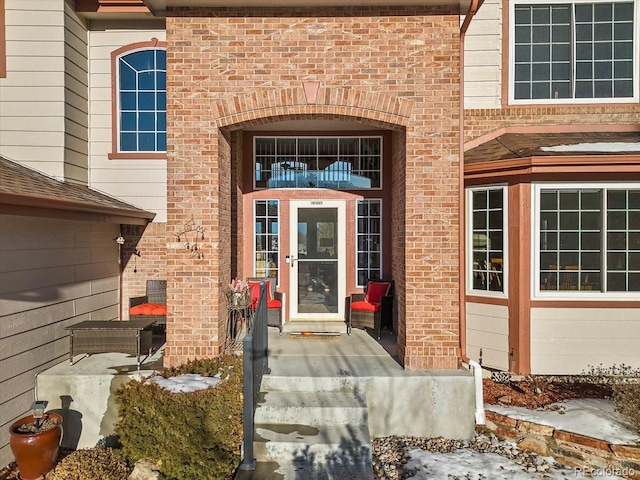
[34,324,475,476]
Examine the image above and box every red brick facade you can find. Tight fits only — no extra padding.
[464,105,640,143]
[121,222,168,319]
[163,6,462,369]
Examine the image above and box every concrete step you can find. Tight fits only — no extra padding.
[283,321,348,334]
[255,391,367,425]
[250,371,375,479]
[254,422,372,464]
[261,374,365,393]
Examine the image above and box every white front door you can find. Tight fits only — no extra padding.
[289,200,346,321]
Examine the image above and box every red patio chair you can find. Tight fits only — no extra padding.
[347,278,393,339]
[247,277,283,334]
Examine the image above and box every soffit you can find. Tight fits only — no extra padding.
[143,0,470,16]
[0,156,155,224]
[465,132,640,164]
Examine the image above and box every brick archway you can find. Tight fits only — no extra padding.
[212,84,412,130]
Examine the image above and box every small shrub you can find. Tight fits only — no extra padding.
[115,355,243,480]
[48,448,131,480]
[613,382,640,431]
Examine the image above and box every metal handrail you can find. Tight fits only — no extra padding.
[239,282,270,471]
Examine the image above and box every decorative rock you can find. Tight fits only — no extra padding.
[129,460,161,480]
[518,437,550,456]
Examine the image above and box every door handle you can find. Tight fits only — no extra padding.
[289,255,297,267]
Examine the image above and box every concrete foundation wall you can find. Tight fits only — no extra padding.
[366,373,476,440]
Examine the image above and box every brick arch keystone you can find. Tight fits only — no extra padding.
[212,85,412,129]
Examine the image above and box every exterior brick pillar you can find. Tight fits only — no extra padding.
[163,124,232,367]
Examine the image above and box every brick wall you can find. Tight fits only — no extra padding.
[165,6,462,369]
[464,105,640,142]
[121,222,167,319]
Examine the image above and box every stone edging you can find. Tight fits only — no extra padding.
[477,411,640,480]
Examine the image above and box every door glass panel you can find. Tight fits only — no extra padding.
[297,208,338,314]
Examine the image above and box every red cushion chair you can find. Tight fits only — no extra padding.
[247,277,283,334]
[129,280,167,327]
[347,278,393,339]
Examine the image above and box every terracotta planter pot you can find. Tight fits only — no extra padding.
[9,413,63,480]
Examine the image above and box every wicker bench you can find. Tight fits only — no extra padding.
[66,319,155,369]
[129,279,167,326]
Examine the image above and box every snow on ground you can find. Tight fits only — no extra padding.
[487,399,640,445]
[401,399,638,480]
[148,373,225,392]
[404,448,628,479]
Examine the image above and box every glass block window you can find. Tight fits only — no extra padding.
[254,137,382,190]
[469,188,506,293]
[356,199,382,286]
[117,48,167,152]
[511,1,636,102]
[255,200,279,282]
[537,186,640,293]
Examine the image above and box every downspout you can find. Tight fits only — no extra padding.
[459,0,485,426]
[459,0,480,366]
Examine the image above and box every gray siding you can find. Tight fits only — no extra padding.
[0,215,120,467]
[0,0,88,184]
[63,1,89,184]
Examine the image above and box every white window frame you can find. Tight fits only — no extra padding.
[532,182,640,299]
[253,199,280,285]
[253,136,383,191]
[466,185,508,297]
[116,47,167,153]
[355,199,383,287]
[508,0,639,105]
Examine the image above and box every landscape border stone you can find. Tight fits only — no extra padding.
[478,411,640,480]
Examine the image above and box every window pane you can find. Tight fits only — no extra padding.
[608,211,627,229]
[607,272,626,290]
[582,231,601,250]
[560,212,579,229]
[121,112,137,131]
[470,188,505,293]
[157,133,167,151]
[138,71,155,90]
[138,133,155,151]
[120,64,136,90]
[121,133,137,151]
[628,273,640,292]
[628,252,640,270]
[473,190,487,209]
[139,112,155,131]
[473,211,487,229]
